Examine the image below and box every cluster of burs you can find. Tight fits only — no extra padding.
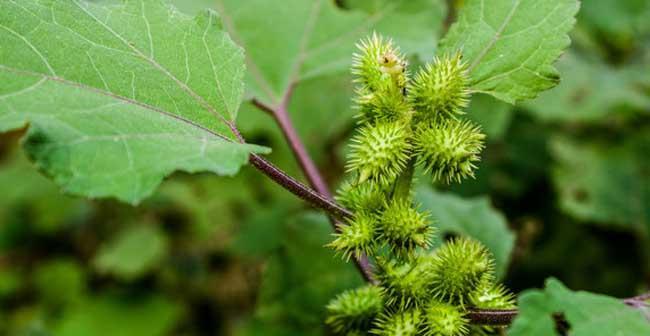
[325,34,515,336]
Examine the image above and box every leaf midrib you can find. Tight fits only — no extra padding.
[0,65,232,144]
[70,0,236,127]
[467,0,521,72]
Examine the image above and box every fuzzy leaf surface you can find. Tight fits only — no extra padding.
[0,0,267,204]
[439,0,580,103]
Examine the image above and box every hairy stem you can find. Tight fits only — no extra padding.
[251,97,376,283]
[252,97,331,198]
[249,154,352,220]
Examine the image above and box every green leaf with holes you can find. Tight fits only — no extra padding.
[439,0,580,103]
[550,135,649,231]
[522,53,650,123]
[0,0,268,204]
[509,278,650,336]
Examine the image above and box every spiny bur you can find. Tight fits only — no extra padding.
[375,256,433,308]
[422,301,469,336]
[328,213,378,261]
[429,237,495,306]
[379,199,434,257]
[337,180,387,213]
[469,281,516,309]
[352,33,410,122]
[410,53,470,121]
[347,121,411,185]
[415,119,485,184]
[326,285,385,334]
[372,309,423,336]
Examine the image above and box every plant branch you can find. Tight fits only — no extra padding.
[251,97,331,198]
[250,95,376,283]
[249,154,352,221]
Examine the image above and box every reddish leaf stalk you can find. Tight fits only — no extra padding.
[250,95,376,284]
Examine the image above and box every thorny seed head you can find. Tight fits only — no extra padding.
[347,121,412,186]
[379,199,434,258]
[469,280,516,310]
[429,237,495,307]
[422,300,469,336]
[410,53,470,121]
[372,309,423,336]
[336,180,387,214]
[414,119,485,184]
[375,256,435,309]
[326,285,384,333]
[328,213,378,261]
[352,33,411,122]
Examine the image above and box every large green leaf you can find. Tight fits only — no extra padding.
[509,278,650,336]
[0,0,268,204]
[415,187,514,278]
[439,0,580,103]
[465,93,513,140]
[550,135,649,231]
[215,0,446,106]
[523,53,650,122]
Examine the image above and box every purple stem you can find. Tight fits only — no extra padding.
[250,94,376,284]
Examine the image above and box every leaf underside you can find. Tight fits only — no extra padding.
[215,0,446,106]
[0,0,268,204]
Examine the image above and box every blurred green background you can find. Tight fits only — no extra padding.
[0,0,648,335]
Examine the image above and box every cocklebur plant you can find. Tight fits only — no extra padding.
[5,0,647,334]
[326,34,514,336]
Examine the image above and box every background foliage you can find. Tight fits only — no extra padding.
[0,0,648,335]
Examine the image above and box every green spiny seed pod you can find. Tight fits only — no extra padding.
[354,86,412,124]
[328,213,378,261]
[371,309,422,336]
[469,281,516,309]
[327,285,384,333]
[429,237,495,306]
[414,118,485,184]
[379,199,433,257]
[352,33,408,93]
[423,301,469,336]
[409,53,470,121]
[336,180,387,213]
[352,33,411,123]
[375,256,433,308]
[347,121,412,185]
